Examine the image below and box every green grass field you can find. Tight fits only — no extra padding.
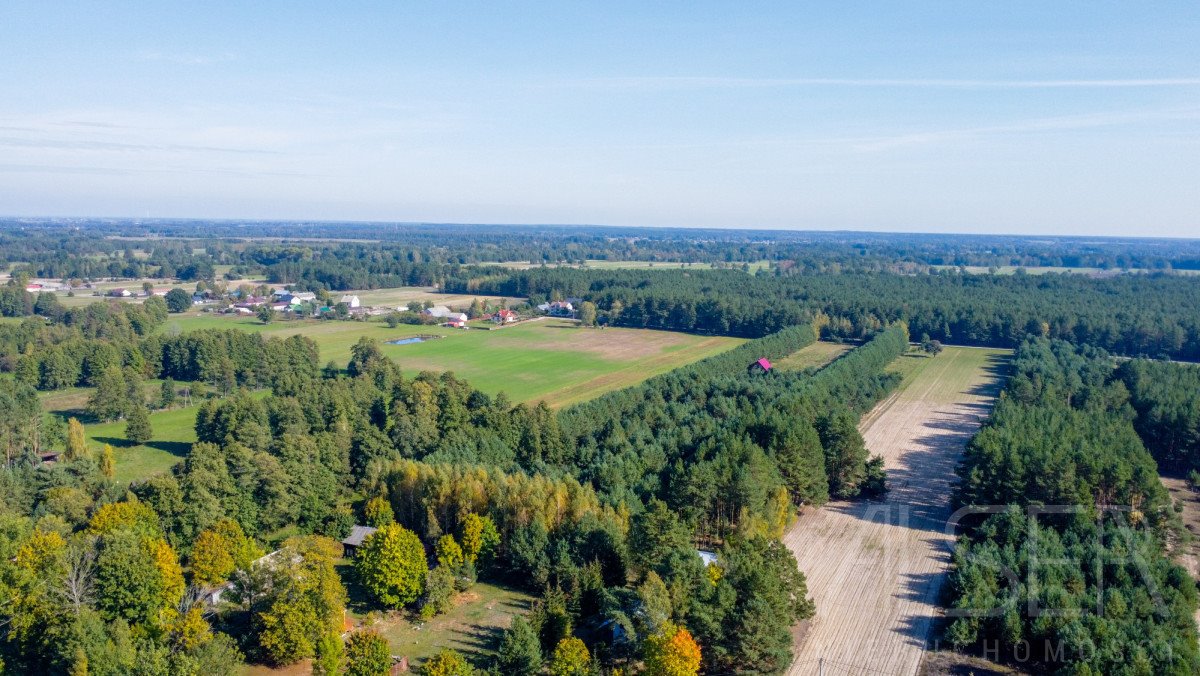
[885,346,1010,402]
[161,315,743,406]
[773,341,853,371]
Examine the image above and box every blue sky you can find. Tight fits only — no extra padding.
[1,2,1197,236]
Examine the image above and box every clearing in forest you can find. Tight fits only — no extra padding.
[773,340,853,372]
[784,346,1008,676]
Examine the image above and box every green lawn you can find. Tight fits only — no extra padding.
[160,315,743,406]
[773,340,853,372]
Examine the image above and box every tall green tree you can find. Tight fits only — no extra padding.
[124,403,153,445]
[495,616,542,675]
[87,367,127,423]
[164,288,191,313]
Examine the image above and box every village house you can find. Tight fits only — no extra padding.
[108,288,132,297]
[339,294,361,309]
[539,300,575,317]
[274,290,316,305]
[492,309,518,324]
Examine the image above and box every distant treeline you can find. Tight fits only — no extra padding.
[457,267,1200,359]
[6,220,1200,288]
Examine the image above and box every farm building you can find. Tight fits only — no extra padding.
[749,357,772,373]
[339,294,361,308]
[342,525,378,556]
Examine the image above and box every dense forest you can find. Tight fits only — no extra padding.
[1115,360,1200,477]
[460,267,1200,359]
[0,308,911,674]
[947,339,1200,674]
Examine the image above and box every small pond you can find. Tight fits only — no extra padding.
[386,335,439,346]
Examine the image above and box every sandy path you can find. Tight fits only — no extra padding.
[785,347,1006,676]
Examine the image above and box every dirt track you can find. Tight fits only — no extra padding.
[784,347,1007,676]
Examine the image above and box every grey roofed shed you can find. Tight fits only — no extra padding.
[342,525,378,555]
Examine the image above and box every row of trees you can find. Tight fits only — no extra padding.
[946,338,1200,674]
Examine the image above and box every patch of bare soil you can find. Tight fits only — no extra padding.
[1161,474,1200,629]
[784,349,1003,676]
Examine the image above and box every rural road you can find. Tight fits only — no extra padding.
[784,347,1006,676]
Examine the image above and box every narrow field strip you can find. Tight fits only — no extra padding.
[784,347,1008,676]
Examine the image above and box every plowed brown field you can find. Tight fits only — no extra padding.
[785,347,1008,676]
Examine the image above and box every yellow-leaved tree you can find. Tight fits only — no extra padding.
[643,621,702,676]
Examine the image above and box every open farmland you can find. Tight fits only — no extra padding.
[785,346,1008,676]
[162,315,742,406]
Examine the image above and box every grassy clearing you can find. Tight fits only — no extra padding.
[367,582,534,668]
[161,315,743,405]
[38,380,266,483]
[772,340,852,371]
[84,404,201,483]
[240,580,533,675]
[884,345,1009,403]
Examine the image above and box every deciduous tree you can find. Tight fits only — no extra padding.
[345,630,391,676]
[354,523,427,608]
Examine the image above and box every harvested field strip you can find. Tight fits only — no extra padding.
[785,346,1008,676]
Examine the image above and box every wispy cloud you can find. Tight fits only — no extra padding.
[135,50,237,66]
[570,76,1200,90]
[852,107,1200,152]
[0,135,279,155]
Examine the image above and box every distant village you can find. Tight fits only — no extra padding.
[23,277,584,328]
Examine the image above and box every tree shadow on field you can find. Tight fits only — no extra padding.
[892,570,950,648]
[93,435,137,449]
[146,440,191,458]
[968,353,1011,398]
[830,409,991,534]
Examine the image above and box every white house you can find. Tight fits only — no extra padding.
[339,294,361,309]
